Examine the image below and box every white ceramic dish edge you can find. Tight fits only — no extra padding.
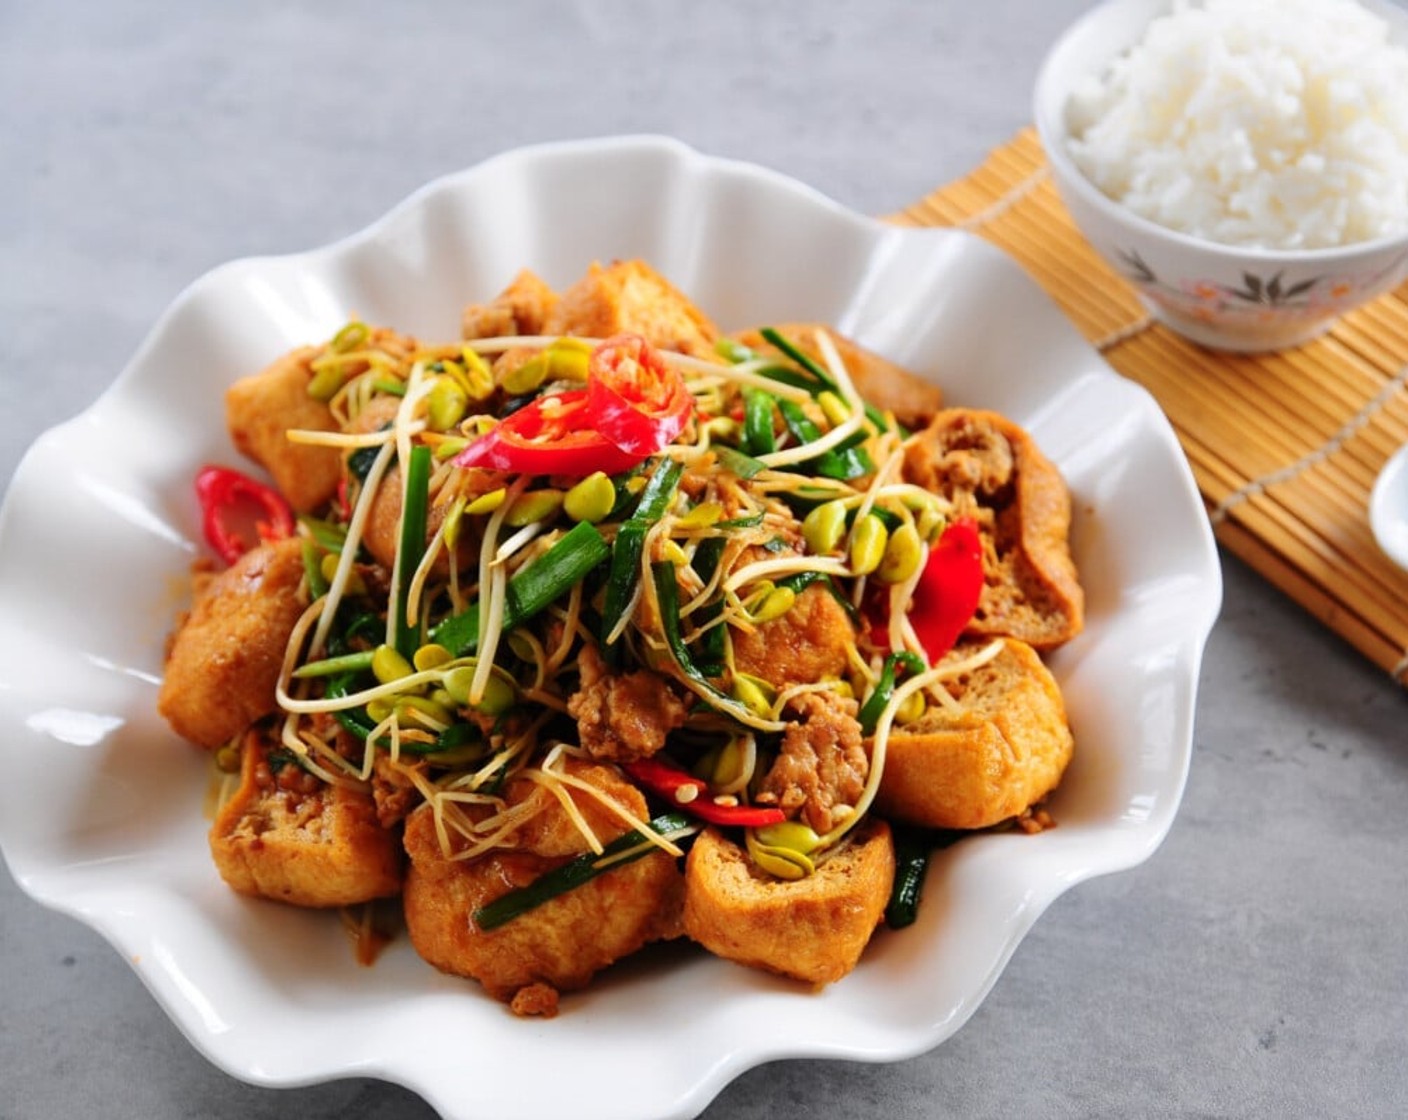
[1370,442,1408,571]
[0,135,1222,1120]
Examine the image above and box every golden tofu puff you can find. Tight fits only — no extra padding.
[730,581,856,690]
[225,325,420,513]
[225,345,341,514]
[338,395,478,576]
[158,538,307,751]
[903,408,1084,651]
[210,730,403,907]
[355,473,479,577]
[875,639,1074,831]
[402,758,685,1017]
[729,324,946,431]
[461,268,560,340]
[682,819,895,987]
[542,259,721,357]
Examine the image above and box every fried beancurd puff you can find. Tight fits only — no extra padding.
[158,537,308,751]
[875,638,1073,830]
[342,395,484,577]
[210,728,404,907]
[541,259,721,358]
[226,326,421,513]
[225,345,343,514]
[902,408,1084,651]
[402,757,684,1017]
[683,818,895,986]
[731,582,855,689]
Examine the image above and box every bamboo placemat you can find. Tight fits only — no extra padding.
[890,128,1408,687]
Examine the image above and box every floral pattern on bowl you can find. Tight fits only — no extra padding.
[1103,246,1408,347]
[1117,248,1408,327]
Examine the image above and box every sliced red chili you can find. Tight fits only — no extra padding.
[909,516,985,663]
[194,465,295,566]
[686,800,788,828]
[585,333,694,456]
[452,334,693,479]
[453,390,641,478]
[623,757,786,828]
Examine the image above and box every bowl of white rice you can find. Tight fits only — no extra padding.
[1035,0,1408,351]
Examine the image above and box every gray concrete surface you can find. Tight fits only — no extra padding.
[3,2,1406,1118]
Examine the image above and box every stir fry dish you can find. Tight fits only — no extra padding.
[157,260,1084,1017]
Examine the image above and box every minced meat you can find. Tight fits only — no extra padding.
[755,692,868,834]
[567,643,690,762]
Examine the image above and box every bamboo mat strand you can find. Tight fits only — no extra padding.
[891,129,1408,688]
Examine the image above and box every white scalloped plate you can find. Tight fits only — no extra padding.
[1371,442,1408,571]
[0,137,1221,1120]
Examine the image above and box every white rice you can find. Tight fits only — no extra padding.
[1066,0,1408,250]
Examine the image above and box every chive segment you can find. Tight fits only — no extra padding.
[392,444,432,660]
[775,398,873,481]
[432,521,610,656]
[472,812,692,930]
[885,826,933,929]
[712,445,768,480]
[651,560,737,709]
[742,389,778,456]
[293,649,377,679]
[857,650,927,736]
[301,538,330,599]
[761,326,889,432]
[760,326,840,392]
[600,459,683,663]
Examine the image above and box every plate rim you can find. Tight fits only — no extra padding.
[0,134,1223,1120]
